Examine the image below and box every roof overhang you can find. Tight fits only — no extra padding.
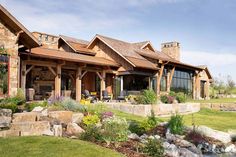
[0,5,40,48]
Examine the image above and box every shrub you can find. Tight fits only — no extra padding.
[79,125,102,142]
[128,120,145,136]
[142,138,164,157]
[167,96,175,104]
[136,90,157,104]
[169,91,176,97]
[61,97,86,112]
[176,92,186,103]
[15,88,26,104]
[231,135,236,143]
[168,114,184,135]
[101,111,114,120]
[26,100,48,111]
[0,99,18,112]
[101,116,129,144]
[82,114,100,126]
[160,95,168,104]
[140,110,158,132]
[185,130,205,145]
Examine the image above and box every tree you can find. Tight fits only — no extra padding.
[226,75,235,94]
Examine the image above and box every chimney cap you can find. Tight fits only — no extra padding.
[161,41,180,48]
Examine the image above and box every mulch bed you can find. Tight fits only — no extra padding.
[96,140,147,157]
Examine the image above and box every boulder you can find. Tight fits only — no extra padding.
[0,109,12,117]
[224,144,236,153]
[195,126,231,144]
[0,130,20,137]
[163,142,179,157]
[128,133,140,140]
[48,111,72,124]
[32,106,44,112]
[12,112,39,123]
[178,148,199,157]
[72,113,84,124]
[11,121,50,136]
[0,109,12,128]
[0,116,11,128]
[53,125,62,137]
[66,122,84,135]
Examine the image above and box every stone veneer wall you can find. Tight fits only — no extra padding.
[106,103,200,117]
[201,103,236,111]
[0,19,19,96]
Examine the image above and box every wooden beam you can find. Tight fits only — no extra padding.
[48,66,56,76]
[100,70,106,100]
[156,64,164,94]
[24,60,57,67]
[21,61,26,95]
[167,67,175,92]
[80,71,87,79]
[96,72,103,80]
[25,65,34,75]
[55,64,61,97]
[76,67,82,101]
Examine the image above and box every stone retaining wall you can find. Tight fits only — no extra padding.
[106,103,200,117]
[201,103,236,111]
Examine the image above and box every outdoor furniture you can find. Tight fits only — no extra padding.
[26,88,35,101]
[63,90,72,98]
[102,90,111,102]
[83,90,97,103]
[117,90,126,102]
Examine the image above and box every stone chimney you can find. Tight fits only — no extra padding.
[161,42,180,61]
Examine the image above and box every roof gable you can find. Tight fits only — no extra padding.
[0,5,40,48]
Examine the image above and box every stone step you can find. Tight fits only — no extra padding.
[11,121,51,136]
[12,112,39,123]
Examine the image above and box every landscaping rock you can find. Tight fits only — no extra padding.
[195,126,231,144]
[48,111,72,124]
[72,113,84,124]
[53,125,62,137]
[32,106,44,112]
[128,133,140,140]
[0,116,11,128]
[224,144,236,153]
[178,148,199,157]
[12,112,39,123]
[163,142,179,157]
[0,109,12,117]
[66,122,84,135]
[0,130,20,137]
[11,121,50,136]
[0,109,12,128]
[42,130,54,136]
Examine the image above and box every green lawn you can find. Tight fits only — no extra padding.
[0,136,124,157]
[88,103,236,132]
[187,98,236,103]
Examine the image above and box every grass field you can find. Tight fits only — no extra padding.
[0,136,124,157]
[188,97,236,103]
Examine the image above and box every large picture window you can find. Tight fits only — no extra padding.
[0,54,9,96]
[170,68,193,95]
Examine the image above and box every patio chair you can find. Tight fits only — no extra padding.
[117,90,126,102]
[83,90,97,103]
[102,90,111,102]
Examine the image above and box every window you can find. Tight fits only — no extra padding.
[160,68,167,91]
[45,35,49,41]
[39,34,42,41]
[170,68,193,95]
[0,54,9,96]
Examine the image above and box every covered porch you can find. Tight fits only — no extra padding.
[20,48,119,102]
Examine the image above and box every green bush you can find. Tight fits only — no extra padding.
[79,125,102,142]
[160,95,168,104]
[136,90,157,104]
[176,92,186,103]
[26,100,48,111]
[168,114,184,135]
[61,97,86,112]
[101,116,129,144]
[169,91,176,97]
[0,99,18,112]
[140,110,158,132]
[142,139,164,157]
[82,114,100,126]
[128,120,145,136]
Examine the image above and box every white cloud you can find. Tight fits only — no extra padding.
[182,50,236,81]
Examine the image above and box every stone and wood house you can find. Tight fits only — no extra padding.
[0,5,212,101]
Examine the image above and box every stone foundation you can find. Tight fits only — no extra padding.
[201,103,236,111]
[106,103,200,117]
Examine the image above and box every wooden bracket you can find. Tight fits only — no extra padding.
[26,65,34,75]
[48,66,56,76]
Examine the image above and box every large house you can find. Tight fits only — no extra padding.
[0,5,212,101]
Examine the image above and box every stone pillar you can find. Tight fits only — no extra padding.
[120,76,123,91]
[55,64,61,97]
[148,77,152,90]
[155,72,159,97]
[20,61,26,95]
[166,69,170,92]
[205,80,210,100]
[76,67,82,101]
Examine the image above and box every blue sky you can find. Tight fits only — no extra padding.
[1,0,236,82]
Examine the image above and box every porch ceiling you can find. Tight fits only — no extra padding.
[26,47,120,67]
